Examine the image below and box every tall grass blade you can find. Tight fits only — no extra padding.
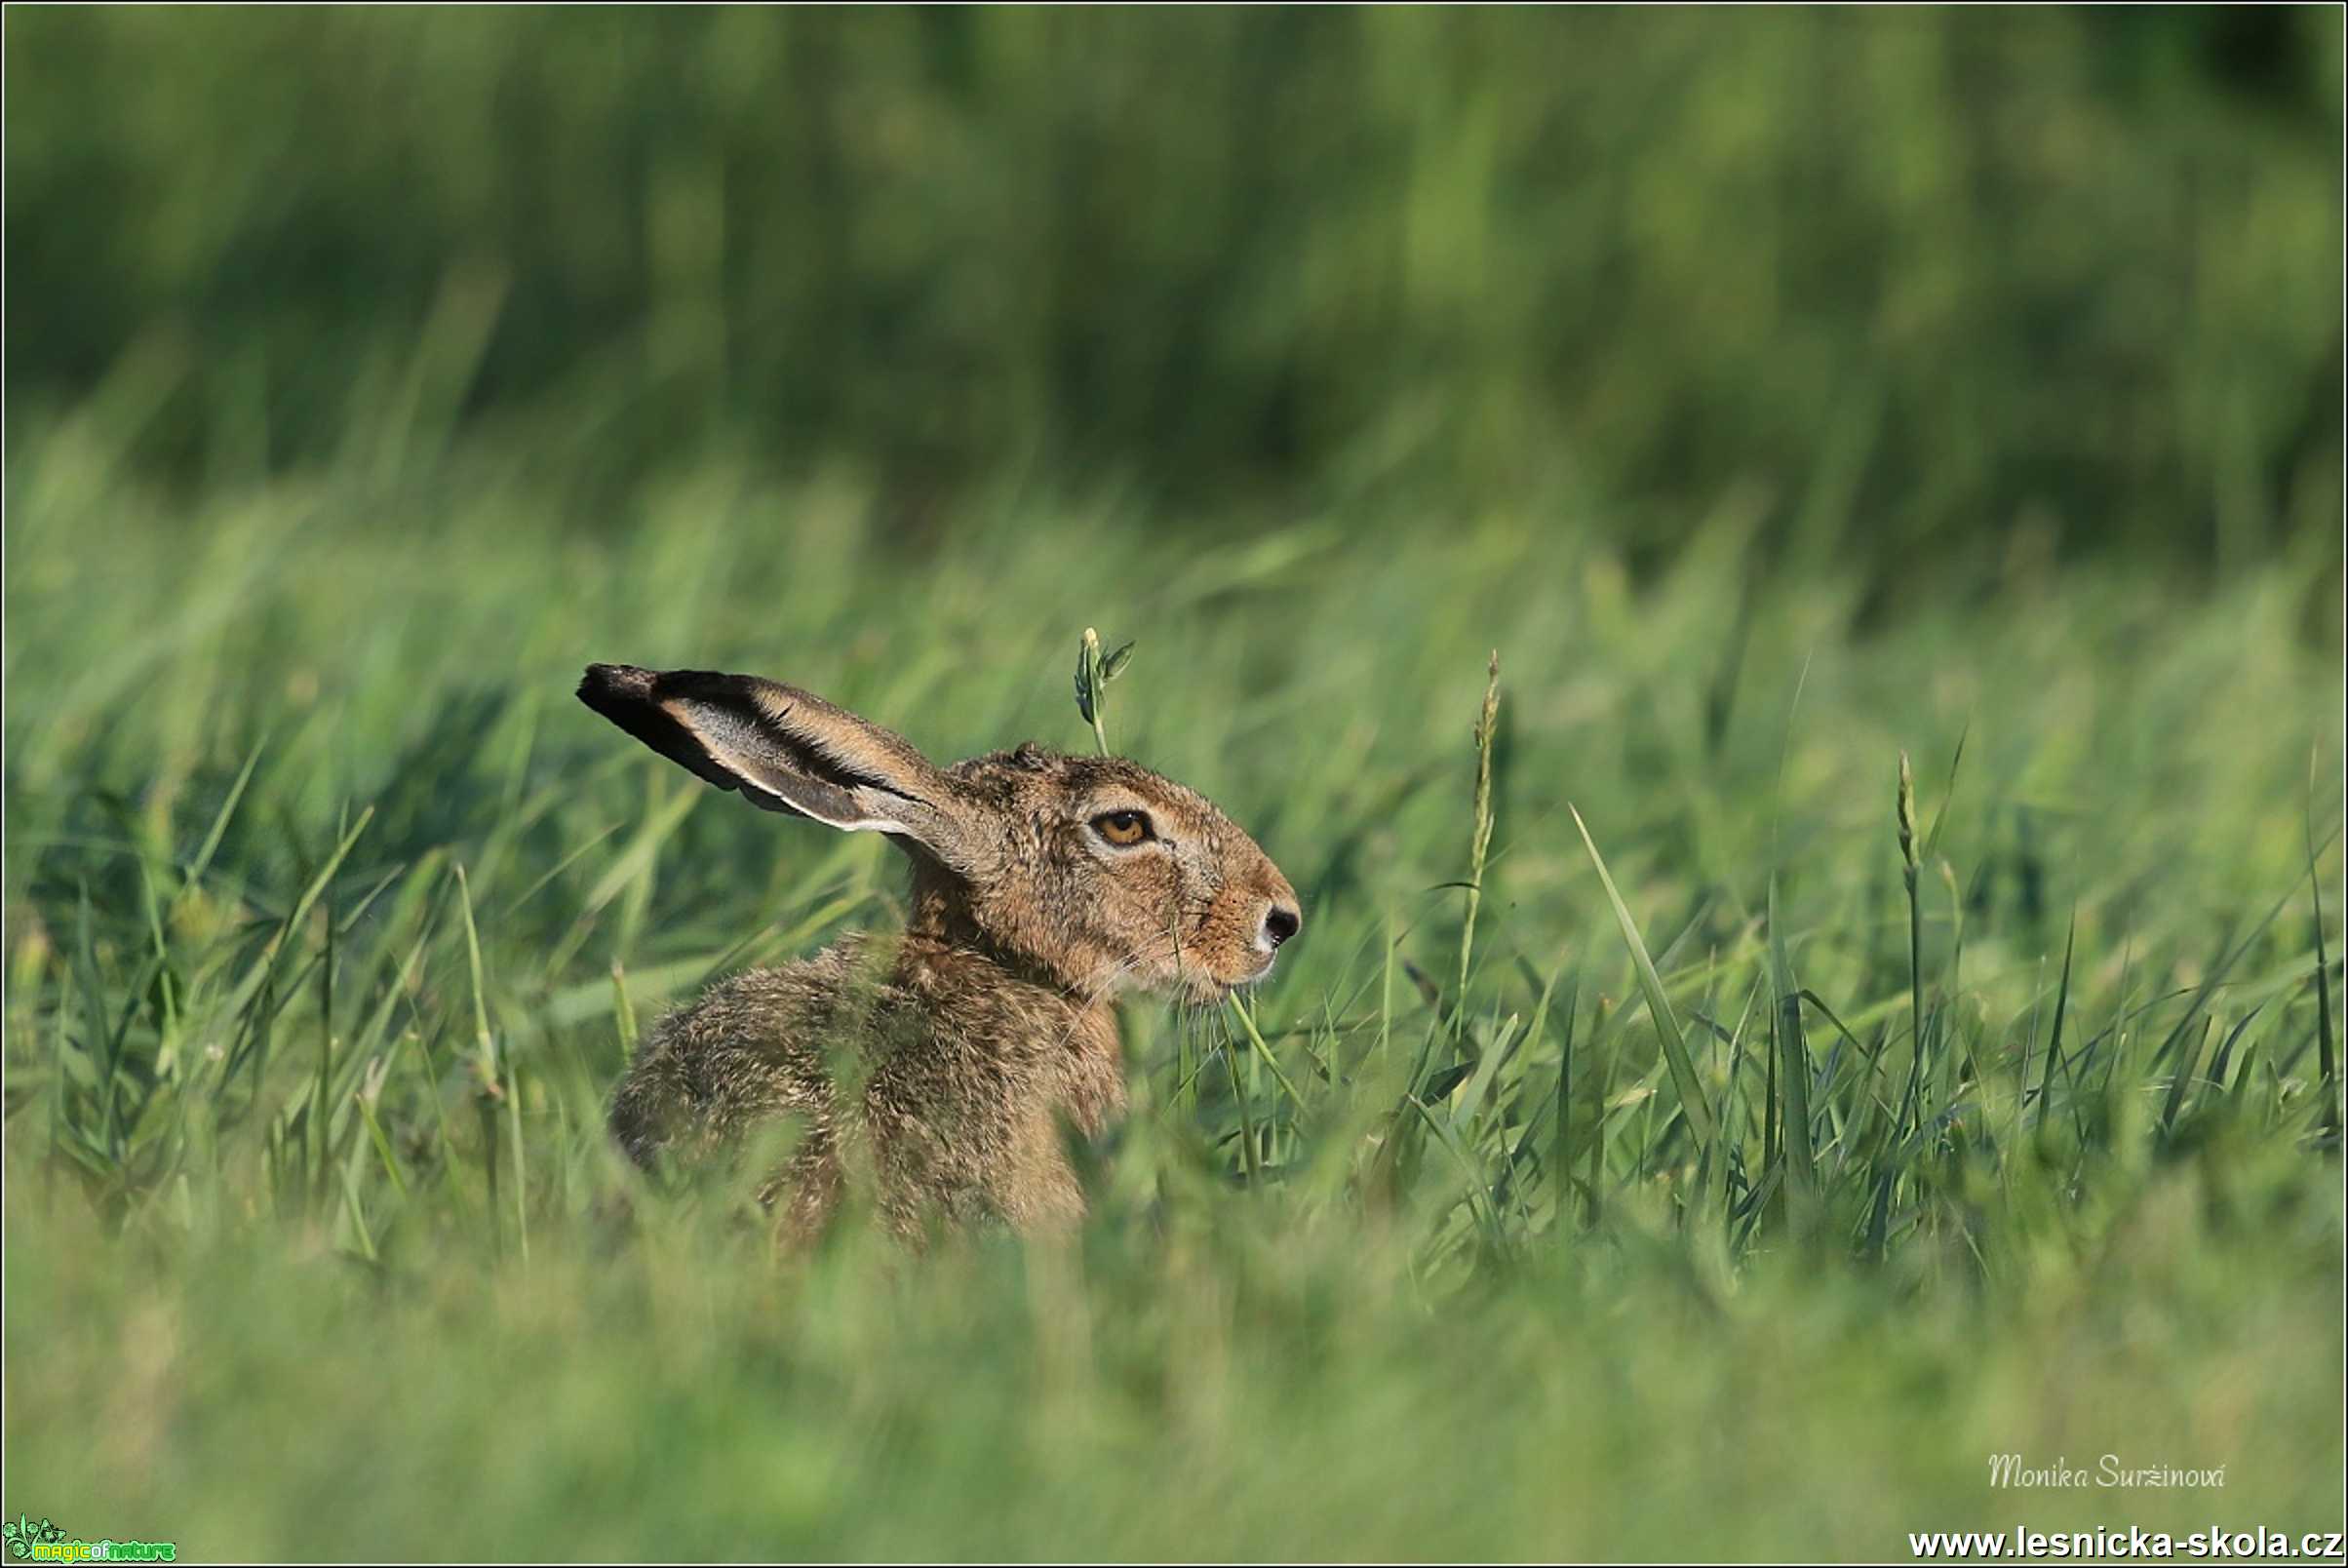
[1769,876,1818,1231]
[1457,652,1501,1026]
[2308,778,2340,1149]
[1568,804,1716,1152]
[1896,751,1927,1142]
[2036,912,2076,1135]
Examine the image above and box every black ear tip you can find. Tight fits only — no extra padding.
[579,663,656,707]
[577,662,746,798]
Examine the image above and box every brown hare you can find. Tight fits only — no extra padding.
[579,663,1301,1244]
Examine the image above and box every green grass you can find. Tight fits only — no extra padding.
[8,8,2342,577]
[4,425,2342,1557]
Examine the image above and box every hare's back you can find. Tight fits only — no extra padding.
[608,945,873,1163]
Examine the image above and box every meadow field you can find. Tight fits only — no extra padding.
[5,8,2344,1562]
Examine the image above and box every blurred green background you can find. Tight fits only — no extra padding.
[5,9,2343,1562]
[7,6,2341,578]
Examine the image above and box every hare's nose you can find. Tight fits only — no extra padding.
[1261,903,1301,951]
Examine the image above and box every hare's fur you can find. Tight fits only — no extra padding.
[610,928,1122,1243]
[581,666,1298,1243]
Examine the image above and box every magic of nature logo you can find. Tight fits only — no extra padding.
[2,1515,176,1563]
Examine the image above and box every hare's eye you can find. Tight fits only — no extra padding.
[1091,809,1154,847]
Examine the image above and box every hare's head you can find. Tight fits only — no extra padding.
[581,665,1300,1003]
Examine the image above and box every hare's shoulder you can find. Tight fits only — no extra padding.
[652,937,895,1056]
[877,943,1124,1124]
[610,939,894,1163]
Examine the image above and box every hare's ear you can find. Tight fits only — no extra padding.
[579,664,976,867]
